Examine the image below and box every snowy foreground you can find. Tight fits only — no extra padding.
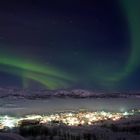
[0,133,25,140]
[0,122,140,140]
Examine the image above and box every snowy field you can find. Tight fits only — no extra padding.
[0,97,140,115]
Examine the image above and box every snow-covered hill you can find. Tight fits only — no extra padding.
[0,87,140,99]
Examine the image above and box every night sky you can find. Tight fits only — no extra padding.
[0,0,140,91]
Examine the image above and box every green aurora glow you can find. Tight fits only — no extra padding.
[0,0,140,90]
[91,0,140,88]
[122,0,140,73]
[0,54,74,89]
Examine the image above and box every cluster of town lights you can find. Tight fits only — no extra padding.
[0,110,135,129]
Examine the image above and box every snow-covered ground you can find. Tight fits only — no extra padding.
[0,133,25,140]
[0,97,140,115]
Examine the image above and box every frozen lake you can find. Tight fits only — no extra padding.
[0,97,140,115]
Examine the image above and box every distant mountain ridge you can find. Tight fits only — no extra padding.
[0,87,140,100]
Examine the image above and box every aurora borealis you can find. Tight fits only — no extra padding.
[0,0,140,90]
[92,0,140,88]
[0,54,74,89]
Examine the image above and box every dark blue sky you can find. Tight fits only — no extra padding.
[0,0,139,91]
